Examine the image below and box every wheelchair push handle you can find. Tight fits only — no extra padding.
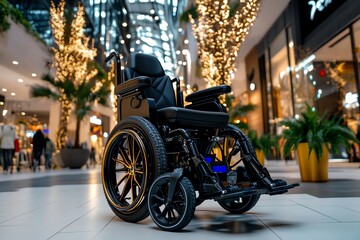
[105,51,122,84]
[104,51,117,63]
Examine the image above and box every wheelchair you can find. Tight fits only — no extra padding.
[102,51,299,231]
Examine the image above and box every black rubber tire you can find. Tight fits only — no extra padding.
[218,192,260,213]
[102,116,167,222]
[148,174,196,232]
[205,124,260,213]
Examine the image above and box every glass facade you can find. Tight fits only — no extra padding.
[294,19,360,121]
[8,0,188,75]
[265,28,296,135]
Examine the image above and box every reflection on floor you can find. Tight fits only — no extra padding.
[0,161,360,240]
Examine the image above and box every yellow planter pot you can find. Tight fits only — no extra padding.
[296,143,329,182]
[255,149,265,166]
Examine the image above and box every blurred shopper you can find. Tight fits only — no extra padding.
[44,136,55,169]
[0,123,16,174]
[32,129,45,172]
[90,147,96,165]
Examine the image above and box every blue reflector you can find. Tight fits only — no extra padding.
[212,165,227,173]
[204,156,213,163]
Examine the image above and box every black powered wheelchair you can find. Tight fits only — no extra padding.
[102,51,299,231]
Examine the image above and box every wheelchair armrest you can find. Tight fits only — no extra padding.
[115,76,151,96]
[185,85,231,103]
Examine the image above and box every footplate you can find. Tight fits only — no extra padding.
[213,182,299,202]
[213,187,267,202]
[268,183,300,195]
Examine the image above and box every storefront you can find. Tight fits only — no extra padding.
[248,0,360,135]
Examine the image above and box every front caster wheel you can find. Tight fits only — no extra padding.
[148,174,196,231]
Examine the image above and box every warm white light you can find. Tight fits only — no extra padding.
[11,92,16,96]
[21,112,26,116]
[122,22,127,27]
[31,73,37,77]
[2,88,7,92]
[18,79,24,83]
[103,132,109,138]
[250,82,256,91]
[12,61,19,65]
[90,134,98,143]
[90,115,102,125]
[2,109,7,116]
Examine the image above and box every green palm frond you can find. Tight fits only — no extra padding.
[30,85,59,100]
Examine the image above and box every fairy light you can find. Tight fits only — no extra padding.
[189,0,260,87]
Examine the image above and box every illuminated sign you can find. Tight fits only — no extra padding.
[308,0,333,21]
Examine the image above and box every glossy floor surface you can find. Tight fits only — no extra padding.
[1,161,360,240]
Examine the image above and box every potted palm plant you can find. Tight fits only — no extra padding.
[31,71,110,168]
[280,104,358,182]
[248,130,279,165]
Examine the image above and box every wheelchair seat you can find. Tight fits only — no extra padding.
[122,52,229,128]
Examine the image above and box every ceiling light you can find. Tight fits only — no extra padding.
[0,101,4,105]
[11,92,16,96]
[12,60,19,65]
[2,88,7,92]
[18,79,24,83]
[21,112,26,116]
[31,73,37,77]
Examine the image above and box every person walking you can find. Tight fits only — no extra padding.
[44,136,55,169]
[0,123,16,174]
[32,129,45,172]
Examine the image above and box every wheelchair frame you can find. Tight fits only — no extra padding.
[102,52,299,231]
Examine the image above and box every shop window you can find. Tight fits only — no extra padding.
[268,29,294,134]
[354,19,360,91]
[296,28,357,120]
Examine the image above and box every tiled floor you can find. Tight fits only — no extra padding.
[0,160,360,240]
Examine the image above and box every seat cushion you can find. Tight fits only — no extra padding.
[157,107,229,128]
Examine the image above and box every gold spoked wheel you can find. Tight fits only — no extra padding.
[102,116,167,222]
[110,129,147,211]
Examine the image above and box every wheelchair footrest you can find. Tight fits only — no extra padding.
[213,187,268,202]
[268,182,300,195]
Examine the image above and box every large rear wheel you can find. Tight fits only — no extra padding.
[102,116,167,222]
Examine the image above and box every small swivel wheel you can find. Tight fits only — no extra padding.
[148,173,196,231]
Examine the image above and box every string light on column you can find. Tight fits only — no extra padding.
[189,0,260,88]
[50,0,98,149]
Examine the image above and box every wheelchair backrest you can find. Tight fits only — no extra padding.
[122,53,176,109]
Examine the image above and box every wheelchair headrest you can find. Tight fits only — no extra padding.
[127,53,165,77]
